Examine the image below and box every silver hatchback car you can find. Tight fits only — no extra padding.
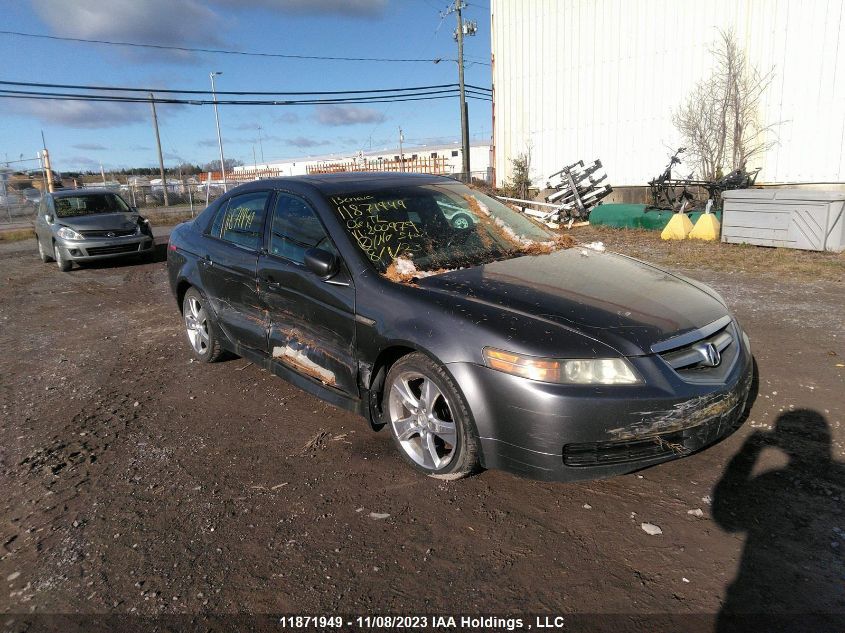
[34,189,155,271]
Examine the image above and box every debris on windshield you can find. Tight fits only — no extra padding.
[385,257,453,284]
[381,195,577,284]
[464,194,575,255]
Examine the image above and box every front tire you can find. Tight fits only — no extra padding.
[38,238,53,263]
[182,288,224,363]
[384,353,481,480]
[54,244,71,272]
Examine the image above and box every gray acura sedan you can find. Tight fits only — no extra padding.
[167,173,754,482]
[34,189,155,271]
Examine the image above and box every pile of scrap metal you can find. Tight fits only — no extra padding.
[543,159,612,222]
[648,147,761,211]
[496,159,612,228]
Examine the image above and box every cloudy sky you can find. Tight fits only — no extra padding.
[0,0,491,172]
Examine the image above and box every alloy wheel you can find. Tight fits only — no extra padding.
[388,371,458,470]
[184,296,210,355]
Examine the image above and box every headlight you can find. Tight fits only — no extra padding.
[483,348,641,385]
[138,217,152,235]
[57,226,83,240]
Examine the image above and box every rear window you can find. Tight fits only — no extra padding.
[54,193,130,218]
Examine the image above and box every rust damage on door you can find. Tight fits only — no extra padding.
[271,326,353,388]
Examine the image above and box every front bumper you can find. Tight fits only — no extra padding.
[446,336,754,482]
[56,235,154,261]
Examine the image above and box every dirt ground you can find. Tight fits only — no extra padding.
[0,228,843,631]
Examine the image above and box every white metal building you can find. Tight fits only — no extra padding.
[234,142,492,180]
[491,0,845,188]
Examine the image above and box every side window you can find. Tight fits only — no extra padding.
[210,191,269,251]
[269,193,335,264]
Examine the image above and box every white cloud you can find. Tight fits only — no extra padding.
[273,111,300,124]
[31,0,224,62]
[285,136,330,148]
[72,142,108,150]
[4,99,146,129]
[315,105,386,126]
[210,0,387,17]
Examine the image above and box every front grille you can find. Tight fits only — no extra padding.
[79,229,137,238]
[653,316,739,383]
[85,244,140,256]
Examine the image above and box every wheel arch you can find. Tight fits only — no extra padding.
[365,342,460,431]
[176,279,193,314]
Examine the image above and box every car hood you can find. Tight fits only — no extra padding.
[56,212,139,231]
[416,247,729,356]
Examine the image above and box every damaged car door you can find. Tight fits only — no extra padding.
[200,190,271,352]
[257,191,357,395]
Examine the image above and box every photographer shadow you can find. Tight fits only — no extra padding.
[713,409,845,632]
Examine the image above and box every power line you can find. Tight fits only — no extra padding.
[0,91,492,106]
[0,30,463,64]
[0,79,491,96]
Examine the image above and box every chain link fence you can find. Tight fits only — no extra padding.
[1,169,494,226]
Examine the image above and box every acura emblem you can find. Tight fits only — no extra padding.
[106,232,116,237]
[693,342,721,367]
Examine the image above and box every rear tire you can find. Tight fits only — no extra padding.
[384,352,481,480]
[54,244,71,272]
[182,288,224,363]
[450,213,473,229]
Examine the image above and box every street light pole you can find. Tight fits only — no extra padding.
[210,71,227,191]
[398,126,404,172]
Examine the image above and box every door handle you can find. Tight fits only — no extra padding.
[200,256,213,267]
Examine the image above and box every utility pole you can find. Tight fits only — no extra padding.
[442,1,476,181]
[252,144,258,170]
[149,93,170,206]
[257,125,265,164]
[210,72,227,191]
[398,126,405,172]
[39,130,52,193]
[41,149,54,193]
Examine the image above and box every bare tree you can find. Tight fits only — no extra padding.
[673,30,777,180]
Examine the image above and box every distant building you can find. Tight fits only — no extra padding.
[233,141,493,182]
[491,0,845,188]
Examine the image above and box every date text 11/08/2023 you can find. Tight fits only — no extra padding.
[277,615,569,630]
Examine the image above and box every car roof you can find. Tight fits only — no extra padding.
[245,171,458,195]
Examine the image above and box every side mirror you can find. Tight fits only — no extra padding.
[304,247,338,279]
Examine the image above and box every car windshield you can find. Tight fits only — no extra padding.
[54,193,130,218]
[325,182,567,278]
